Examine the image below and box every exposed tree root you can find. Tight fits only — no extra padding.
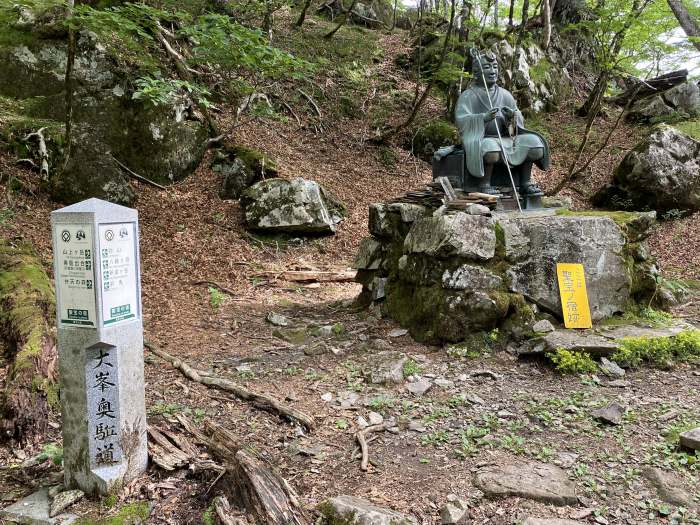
[356,421,393,471]
[144,341,315,430]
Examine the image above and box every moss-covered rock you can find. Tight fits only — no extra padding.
[406,119,459,161]
[215,145,278,200]
[0,239,57,441]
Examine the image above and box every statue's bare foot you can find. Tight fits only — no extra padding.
[522,184,542,195]
[478,185,500,195]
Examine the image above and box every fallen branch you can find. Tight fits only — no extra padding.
[356,421,393,471]
[112,157,168,190]
[144,341,315,430]
[298,89,322,119]
[214,496,247,525]
[22,128,49,181]
[254,269,356,283]
[191,280,237,296]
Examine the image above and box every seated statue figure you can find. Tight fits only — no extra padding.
[435,49,550,198]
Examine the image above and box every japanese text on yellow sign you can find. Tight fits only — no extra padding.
[556,263,592,329]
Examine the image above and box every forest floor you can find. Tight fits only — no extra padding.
[1,14,700,525]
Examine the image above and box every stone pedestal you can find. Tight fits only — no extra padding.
[51,198,147,495]
[354,201,659,344]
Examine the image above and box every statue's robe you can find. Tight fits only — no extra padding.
[455,85,550,179]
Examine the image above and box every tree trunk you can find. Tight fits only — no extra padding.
[63,0,76,170]
[507,0,515,26]
[667,0,700,52]
[0,241,57,442]
[296,0,313,26]
[391,0,398,29]
[542,0,552,48]
[203,420,309,525]
[324,0,359,38]
[521,0,530,26]
[494,0,499,27]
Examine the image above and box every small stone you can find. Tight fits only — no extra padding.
[591,402,626,425]
[466,203,491,216]
[642,466,693,506]
[0,488,78,525]
[321,495,417,525]
[599,358,625,378]
[357,416,369,429]
[497,410,517,419]
[406,379,432,395]
[434,378,454,389]
[47,485,63,499]
[440,501,469,524]
[408,421,427,432]
[607,379,630,388]
[679,427,700,450]
[457,374,468,382]
[388,328,409,338]
[465,394,485,405]
[658,409,679,422]
[50,490,84,518]
[318,325,334,337]
[553,452,578,468]
[338,392,360,409]
[532,319,555,333]
[266,312,289,326]
[369,352,407,385]
[321,392,333,402]
[368,412,384,426]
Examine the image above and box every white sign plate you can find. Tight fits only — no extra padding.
[98,223,139,326]
[56,224,96,327]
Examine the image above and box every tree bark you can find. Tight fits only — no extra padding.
[391,0,398,29]
[542,0,552,48]
[0,241,57,442]
[507,0,515,27]
[609,69,688,105]
[324,0,359,38]
[667,0,700,52]
[63,0,76,171]
[295,0,313,26]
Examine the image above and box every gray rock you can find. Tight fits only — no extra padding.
[321,495,417,525]
[473,461,577,506]
[266,312,289,327]
[541,195,573,209]
[441,265,502,290]
[49,490,83,518]
[599,357,625,378]
[354,238,383,270]
[388,328,408,338]
[607,379,630,388]
[215,146,277,200]
[642,466,693,506]
[591,402,625,425]
[368,412,384,426]
[408,420,427,432]
[504,216,631,321]
[434,378,454,389]
[679,427,700,450]
[406,379,432,395]
[466,203,491,216]
[369,352,407,385]
[629,81,700,122]
[0,488,77,524]
[522,330,619,356]
[404,213,496,260]
[440,499,469,524]
[596,125,700,213]
[241,178,345,234]
[532,319,555,333]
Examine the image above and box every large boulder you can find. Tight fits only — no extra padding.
[504,215,631,320]
[241,178,346,234]
[0,14,209,205]
[594,126,700,213]
[354,200,660,343]
[628,81,700,122]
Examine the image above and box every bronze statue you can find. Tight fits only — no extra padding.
[434,49,550,204]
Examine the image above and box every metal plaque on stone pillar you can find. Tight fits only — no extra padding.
[51,198,147,495]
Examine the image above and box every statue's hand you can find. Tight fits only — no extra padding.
[501,106,515,120]
[483,108,498,122]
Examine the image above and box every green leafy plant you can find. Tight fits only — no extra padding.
[402,358,422,378]
[37,443,63,466]
[612,330,700,368]
[208,286,225,309]
[546,349,598,374]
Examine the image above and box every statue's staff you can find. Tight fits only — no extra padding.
[472,48,523,212]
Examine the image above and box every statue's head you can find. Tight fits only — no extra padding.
[470,49,498,87]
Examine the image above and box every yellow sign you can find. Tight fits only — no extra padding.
[556,263,592,329]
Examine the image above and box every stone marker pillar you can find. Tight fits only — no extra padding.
[51,198,147,495]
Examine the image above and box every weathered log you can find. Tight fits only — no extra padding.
[609,70,688,105]
[0,240,57,441]
[203,420,309,525]
[254,269,357,283]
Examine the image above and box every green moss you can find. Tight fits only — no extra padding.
[546,348,598,374]
[601,305,674,328]
[317,501,357,525]
[407,119,459,161]
[529,60,552,84]
[674,118,700,140]
[0,1,63,48]
[555,208,642,227]
[612,329,700,369]
[493,222,506,259]
[75,502,151,525]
